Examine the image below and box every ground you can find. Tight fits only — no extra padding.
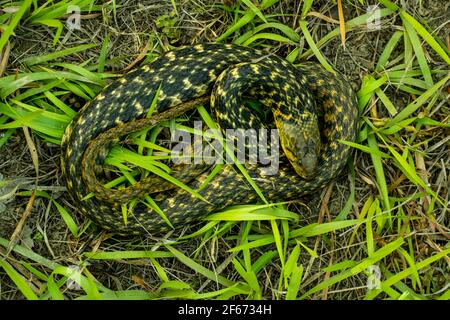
[0,0,449,300]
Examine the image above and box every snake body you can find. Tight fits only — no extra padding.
[61,43,359,235]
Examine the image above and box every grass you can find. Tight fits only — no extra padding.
[0,0,449,300]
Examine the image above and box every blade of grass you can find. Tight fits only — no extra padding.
[242,33,296,46]
[251,250,277,273]
[286,264,303,300]
[231,258,261,298]
[234,22,300,45]
[166,245,248,290]
[299,20,335,73]
[47,275,65,300]
[0,259,38,300]
[365,247,450,299]
[31,18,63,45]
[375,31,403,72]
[402,16,433,86]
[51,265,101,300]
[375,88,397,116]
[289,219,361,238]
[0,0,33,53]
[22,44,98,66]
[217,0,280,42]
[377,134,443,206]
[301,0,313,18]
[52,199,79,237]
[53,63,106,85]
[396,247,421,290]
[98,34,110,73]
[400,11,450,64]
[299,8,396,60]
[43,90,77,118]
[206,205,298,221]
[300,237,404,299]
[367,134,391,215]
[84,250,173,260]
[271,220,285,268]
[198,105,267,203]
[240,0,267,23]
[0,71,99,98]
[386,73,450,126]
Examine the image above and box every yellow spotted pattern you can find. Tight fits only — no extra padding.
[61,43,359,235]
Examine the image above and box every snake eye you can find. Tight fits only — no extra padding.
[283,146,296,161]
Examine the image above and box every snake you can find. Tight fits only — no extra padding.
[61,43,359,236]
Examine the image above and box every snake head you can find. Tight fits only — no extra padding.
[278,120,321,180]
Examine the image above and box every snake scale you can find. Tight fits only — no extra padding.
[61,43,359,235]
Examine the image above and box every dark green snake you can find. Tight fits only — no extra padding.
[61,43,359,235]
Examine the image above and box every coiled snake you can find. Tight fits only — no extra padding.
[61,43,359,235]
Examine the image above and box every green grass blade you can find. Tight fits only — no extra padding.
[365,247,450,299]
[301,0,313,18]
[378,134,443,206]
[396,247,421,290]
[231,258,261,297]
[22,44,98,66]
[299,20,335,73]
[286,264,303,300]
[367,134,391,214]
[0,259,38,300]
[375,88,397,116]
[206,205,298,221]
[51,266,101,300]
[52,199,79,237]
[235,22,300,45]
[31,18,63,45]
[299,8,396,60]
[43,90,77,118]
[289,219,361,238]
[400,11,450,64]
[402,15,433,86]
[240,0,267,23]
[98,34,110,73]
[217,10,256,42]
[375,31,403,72]
[166,245,245,289]
[387,73,450,126]
[270,220,285,268]
[47,275,65,300]
[300,237,404,299]
[0,0,33,53]
[242,32,296,46]
[84,250,173,260]
[339,139,391,158]
[198,105,268,203]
